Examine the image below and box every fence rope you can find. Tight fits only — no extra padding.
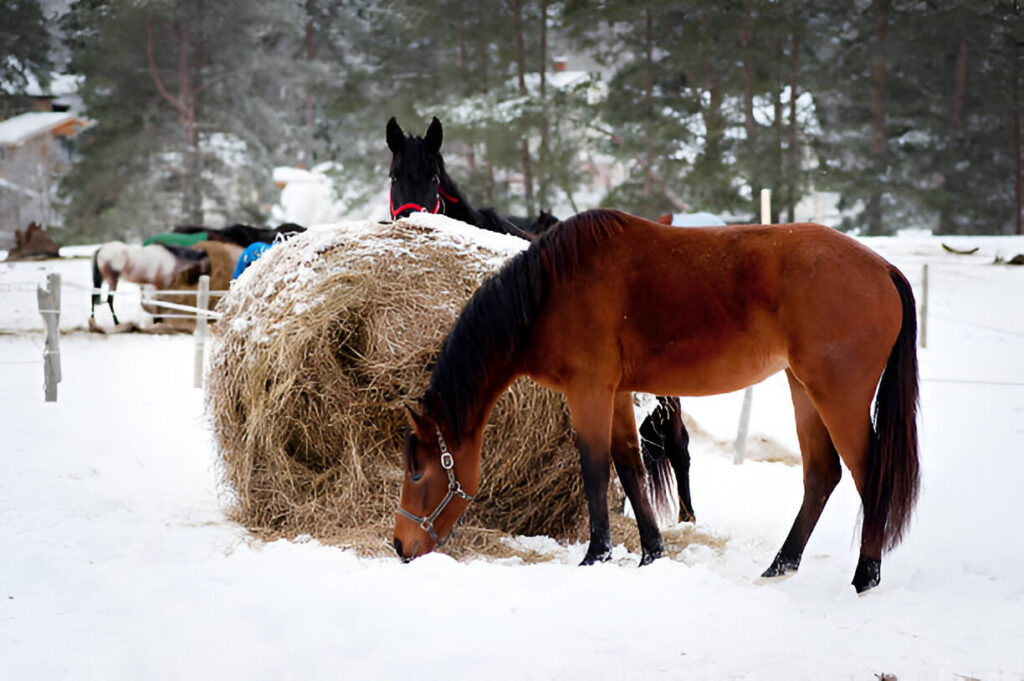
[59,280,228,296]
[140,296,222,320]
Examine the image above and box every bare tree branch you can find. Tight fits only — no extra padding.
[146,17,190,121]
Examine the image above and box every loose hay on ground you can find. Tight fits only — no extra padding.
[206,216,601,558]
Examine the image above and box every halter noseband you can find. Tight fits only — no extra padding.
[395,426,474,547]
[390,184,460,220]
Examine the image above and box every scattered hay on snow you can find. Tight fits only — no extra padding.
[206,215,598,558]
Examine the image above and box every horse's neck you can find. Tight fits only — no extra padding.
[439,174,483,226]
[430,259,540,445]
[436,361,518,452]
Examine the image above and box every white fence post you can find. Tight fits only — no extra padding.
[37,272,61,402]
[735,190,771,464]
[919,264,929,349]
[193,274,210,389]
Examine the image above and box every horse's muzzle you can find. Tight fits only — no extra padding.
[392,537,416,563]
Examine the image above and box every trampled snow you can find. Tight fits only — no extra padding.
[1,222,1023,680]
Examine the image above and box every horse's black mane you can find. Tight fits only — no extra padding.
[507,210,560,236]
[426,209,627,439]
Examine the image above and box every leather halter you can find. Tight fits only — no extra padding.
[395,427,474,547]
[390,184,460,220]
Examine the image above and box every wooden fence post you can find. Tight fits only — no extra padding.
[36,272,61,402]
[193,274,210,388]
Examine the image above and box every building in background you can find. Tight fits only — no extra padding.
[0,109,91,249]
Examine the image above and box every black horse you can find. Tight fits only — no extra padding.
[173,223,306,248]
[507,210,561,236]
[640,396,696,522]
[386,115,696,524]
[386,117,536,241]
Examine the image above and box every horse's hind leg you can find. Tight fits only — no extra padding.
[762,370,842,579]
[611,392,665,566]
[103,274,120,325]
[108,288,119,325]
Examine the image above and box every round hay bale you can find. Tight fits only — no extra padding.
[206,215,594,557]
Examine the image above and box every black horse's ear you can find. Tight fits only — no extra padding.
[386,117,405,153]
[424,117,443,153]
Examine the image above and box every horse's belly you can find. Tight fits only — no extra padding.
[620,339,789,397]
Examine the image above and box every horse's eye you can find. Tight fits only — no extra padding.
[390,175,397,185]
[431,174,439,185]
[404,431,424,481]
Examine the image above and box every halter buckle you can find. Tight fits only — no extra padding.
[440,451,454,470]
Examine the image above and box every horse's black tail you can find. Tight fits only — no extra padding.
[91,248,102,312]
[863,269,921,552]
[640,396,691,527]
[643,451,678,528]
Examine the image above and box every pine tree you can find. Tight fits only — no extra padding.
[0,0,54,111]
[58,0,307,242]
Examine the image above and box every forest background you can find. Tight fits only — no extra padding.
[3,0,1023,242]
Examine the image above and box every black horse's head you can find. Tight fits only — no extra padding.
[386,116,451,220]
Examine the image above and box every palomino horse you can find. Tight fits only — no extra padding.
[386,116,536,241]
[393,209,920,593]
[91,241,210,325]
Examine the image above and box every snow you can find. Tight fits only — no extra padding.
[668,211,726,227]
[270,162,386,227]
[2,226,1024,679]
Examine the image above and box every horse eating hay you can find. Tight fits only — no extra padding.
[394,209,920,592]
[207,216,618,556]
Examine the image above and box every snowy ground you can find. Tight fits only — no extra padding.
[2,229,1023,680]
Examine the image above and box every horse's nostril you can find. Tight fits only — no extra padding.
[393,538,403,558]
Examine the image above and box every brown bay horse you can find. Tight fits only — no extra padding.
[394,209,920,592]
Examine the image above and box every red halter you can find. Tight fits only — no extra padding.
[390,185,460,220]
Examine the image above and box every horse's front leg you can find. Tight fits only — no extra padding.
[566,386,616,565]
[107,278,119,325]
[611,392,665,566]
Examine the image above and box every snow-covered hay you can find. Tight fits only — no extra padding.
[206,215,591,556]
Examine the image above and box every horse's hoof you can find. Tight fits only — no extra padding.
[639,550,663,567]
[852,556,881,593]
[761,553,800,580]
[579,549,612,566]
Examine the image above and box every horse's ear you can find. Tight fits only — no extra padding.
[404,400,433,438]
[424,117,443,153]
[386,117,405,153]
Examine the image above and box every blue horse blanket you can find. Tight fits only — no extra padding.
[232,241,273,279]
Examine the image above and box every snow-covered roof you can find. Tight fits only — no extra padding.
[522,69,592,91]
[0,111,88,146]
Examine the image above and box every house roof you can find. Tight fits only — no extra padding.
[0,112,90,147]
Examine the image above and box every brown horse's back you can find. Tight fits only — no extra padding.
[524,211,903,401]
